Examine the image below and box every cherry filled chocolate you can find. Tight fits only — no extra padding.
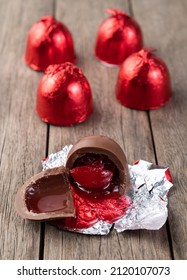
[25,15,76,71]
[35,63,93,126]
[15,135,130,225]
[66,135,129,196]
[15,166,75,220]
[95,9,143,65]
[52,135,130,229]
[115,48,172,110]
[69,153,118,196]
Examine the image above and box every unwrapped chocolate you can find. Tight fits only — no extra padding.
[42,146,173,235]
[15,166,75,220]
[15,136,173,235]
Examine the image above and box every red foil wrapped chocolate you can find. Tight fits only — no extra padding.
[25,15,76,71]
[36,63,93,126]
[115,48,172,110]
[95,9,143,65]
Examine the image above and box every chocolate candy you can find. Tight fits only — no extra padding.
[95,9,143,65]
[15,166,75,220]
[66,135,129,194]
[35,63,94,126]
[15,135,129,222]
[25,15,76,71]
[115,48,172,110]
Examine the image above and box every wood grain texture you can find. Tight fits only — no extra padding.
[43,0,171,260]
[132,0,187,259]
[2,0,184,260]
[0,0,53,259]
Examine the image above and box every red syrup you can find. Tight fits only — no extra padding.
[25,174,70,213]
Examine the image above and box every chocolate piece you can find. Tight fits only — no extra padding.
[24,15,76,71]
[95,9,143,65]
[115,48,172,110]
[15,166,75,220]
[35,63,94,126]
[66,135,129,193]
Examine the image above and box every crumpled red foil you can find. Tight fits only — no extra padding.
[35,63,93,126]
[25,15,76,71]
[115,48,172,110]
[95,9,143,65]
[51,187,131,230]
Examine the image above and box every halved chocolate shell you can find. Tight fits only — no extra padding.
[15,166,75,220]
[66,135,129,193]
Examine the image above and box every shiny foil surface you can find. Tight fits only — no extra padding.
[95,9,143,65]
[36,63,94,126]
[42,146,173,235]
[51,189,130,232]
[116,48,172,110]
[114,160,173,231]
[25,15,76,71]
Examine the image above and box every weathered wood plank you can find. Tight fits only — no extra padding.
[132,0,187,259]
[43,0,171,259]
[0,0,53,259]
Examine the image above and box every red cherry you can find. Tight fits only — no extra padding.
[70,165,113,189]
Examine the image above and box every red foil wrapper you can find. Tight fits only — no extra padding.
[36,63,93,126]
[115,48,172,110]
[25,15,76,71]
[52,187,130,230]
[95,9,143,65]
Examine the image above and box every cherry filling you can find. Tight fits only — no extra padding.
[49,154,131,230]
[69,153,120,195]
[25,174,70,213]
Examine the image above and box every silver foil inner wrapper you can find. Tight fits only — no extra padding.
[114,160,172,232]
[42,145,73,170]
[63,221,113,235]
[42,146,173,235]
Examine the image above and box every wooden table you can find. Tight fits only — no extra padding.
[0,0,187,260]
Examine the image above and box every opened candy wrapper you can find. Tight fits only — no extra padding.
[42,144,172,234]
[15,136,173,235]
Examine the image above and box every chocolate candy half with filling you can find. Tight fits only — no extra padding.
[15,166,75,220]
[66,135,129,195]
[15,135,129,222]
